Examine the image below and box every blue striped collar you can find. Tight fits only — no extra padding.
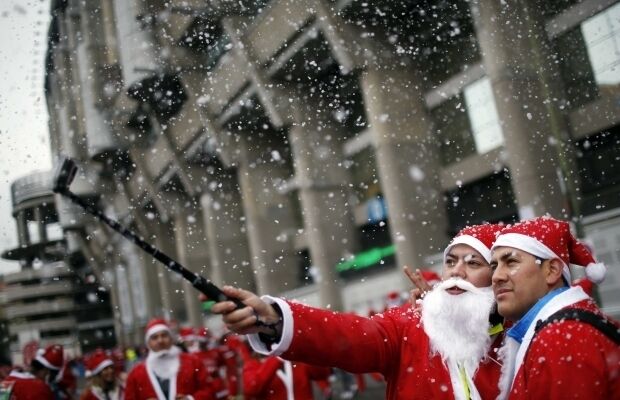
[507,286,569,343]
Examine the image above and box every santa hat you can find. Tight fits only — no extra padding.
[385,291,403,308]
[195,327,210,343]
[444,223,505,264]
[178,327,197,342]
[419,270,441,286]
[34,344,64,370]
[492,216,606,284]
[84,350,114,378]
[572,277,595,297]
[144,318,171,342]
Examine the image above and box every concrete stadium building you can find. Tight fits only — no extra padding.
[39,0,620,345]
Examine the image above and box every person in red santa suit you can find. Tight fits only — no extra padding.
[490,216,620,400]
[218,333,249,398]
[0,344,64,400]
[80,349,124,400]
[177,327,228,400]
[212,223,507,400]
[124,319,216,400]
[242,352,331,400]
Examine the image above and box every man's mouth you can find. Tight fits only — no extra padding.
[494,288,512,299]
[446,286,466,295]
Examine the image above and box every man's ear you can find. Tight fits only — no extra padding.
[545,258,564,286]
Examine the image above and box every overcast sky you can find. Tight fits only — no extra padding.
[0,1,52,274]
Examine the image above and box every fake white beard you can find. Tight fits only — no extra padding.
[421,277,495,371]
[187,342,201,354]
[146,345,181,380]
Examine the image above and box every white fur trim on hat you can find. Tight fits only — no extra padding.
[585,262,606,284]
[493,232,571,283]
[90,359,114,377]
[444,235,492,263]
[35,354,60,371]
[145,324,170,342]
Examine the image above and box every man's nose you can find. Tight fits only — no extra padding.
[492,265,506,286]
[449,260,467,278]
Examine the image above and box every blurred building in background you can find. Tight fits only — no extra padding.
[3,0,615,346]
[0,171,115,364]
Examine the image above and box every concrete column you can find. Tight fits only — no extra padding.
[53,13,82,159]
[76,0,119,159]
[120,199,165,319]
[200,172,256,291]
[360,66,450,268]
[237,137,299,295]
[33,207,47,243]
[174,208,207,327]
[288,104,357,311]
[148,220,186,321]
[16,211,30,246]
[471,0,575,219]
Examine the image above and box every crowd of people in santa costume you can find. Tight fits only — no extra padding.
[211,215,620,400]
[2,215,619,400]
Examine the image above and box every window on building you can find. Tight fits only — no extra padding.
[555,4,620,109]
[463,77,504,154]
[581,3,620,93]
[432,94,476,166]
[554,28,599,108]
[445,171,518,236]
[576,125,620,216]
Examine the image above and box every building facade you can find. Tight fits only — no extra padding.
[0,171,116,364]
[43,0,620,344]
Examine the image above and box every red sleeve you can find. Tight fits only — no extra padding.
[242,357,282,396]
[123,368,139,400]
[304,363,332,381]
[521,321,620,399]
[282,302,408,375]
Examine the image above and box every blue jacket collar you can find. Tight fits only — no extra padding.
[507,286,569,343]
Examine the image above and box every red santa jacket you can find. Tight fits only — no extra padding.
[194,350,228,399]
[124,352,215,400]
[249,300,503,400]
[220,334,249,396]
[242,355,331,400]
[1,370,54,400]
[501,291,620,400]
[79,383,124,400]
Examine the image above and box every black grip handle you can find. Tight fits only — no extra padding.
[192,275,245,309]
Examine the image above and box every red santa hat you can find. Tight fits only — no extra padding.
[84,350,114,378]
[492,216,606,284]
[34,344,64,370]
[178,327,197,342]
[144,318,171,342]
[444,223,505,264]
[385,291,403,309]
[195,327,210,343]
[419,270,441,286]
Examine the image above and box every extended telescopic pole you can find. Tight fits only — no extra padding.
[52,157,244,308]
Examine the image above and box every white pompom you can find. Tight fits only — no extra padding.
[585,262,606,284]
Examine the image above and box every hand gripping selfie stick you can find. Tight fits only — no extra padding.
[53,157,244,309]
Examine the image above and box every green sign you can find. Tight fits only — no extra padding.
[336,244,396,272]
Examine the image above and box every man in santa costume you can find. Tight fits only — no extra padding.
[212,223,506,400]
[490,216,619,399]
[124,319,216,400]
[178,327,228,400]
[0,344,64,400]
[80,349,124,400]
[242,353,332,400]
